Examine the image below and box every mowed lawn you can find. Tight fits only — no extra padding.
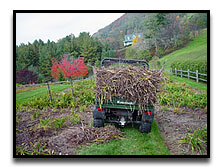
[78,121,170,155]
[16,84,70,104]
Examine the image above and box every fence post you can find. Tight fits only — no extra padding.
[188,69,190,80]
[175,68,177,76]
[181,68,182,77]
[196,70,199,82]
[70,78,74,97]
[170,68,172,74]
[47,82,53,105]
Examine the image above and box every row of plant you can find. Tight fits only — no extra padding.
[179,125,207,155]
[158,81,207,109]
[16,79,96,111]
[17,77,207,112]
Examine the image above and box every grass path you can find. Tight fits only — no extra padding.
[78,121,170,155]
[16,84,70,104]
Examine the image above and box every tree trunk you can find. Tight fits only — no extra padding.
[154,38,159,57]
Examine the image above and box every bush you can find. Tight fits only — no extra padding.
[137,49,152,62]
[149,56,161,69]
[125,48,136,59]
[16,69,38,84]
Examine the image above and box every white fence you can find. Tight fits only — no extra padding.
[164,68,207,82]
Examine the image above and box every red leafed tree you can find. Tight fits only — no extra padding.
[51,56,88,97]
[51,58,61,79]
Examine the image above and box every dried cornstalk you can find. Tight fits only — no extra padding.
[94,65,165,111]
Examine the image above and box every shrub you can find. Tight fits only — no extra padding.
[171,60,207,80]
[16,69,38,84]
[149,56,161,69]
[125,48,136,59]
[137,49,152,62]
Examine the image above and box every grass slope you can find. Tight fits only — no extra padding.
[78,121,170,155]
[16,84,70,104]
[168,75,207,91]
[159,29,207,69]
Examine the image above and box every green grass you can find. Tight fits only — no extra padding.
[77,121,170,155]
[166,74,207,92]
[16,84,70,104]
[159,29,207,69]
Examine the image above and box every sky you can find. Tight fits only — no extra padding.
[16,13,124,45]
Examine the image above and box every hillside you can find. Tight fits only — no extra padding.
[158,29,207,69]
[93,13,148,49]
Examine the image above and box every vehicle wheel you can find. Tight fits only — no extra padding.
[139,122,151,133]
[93,119,104,128]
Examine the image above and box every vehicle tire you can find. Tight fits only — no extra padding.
[139,122,151,133]
[93,119,104,128]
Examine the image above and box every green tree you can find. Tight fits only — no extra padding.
[144,13,169,57]
[101,41,115,59]
[39,48,53,82]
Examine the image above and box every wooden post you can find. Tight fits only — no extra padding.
[181,68,182,77]
[188,69,190,80]
[170,68,172,74]
[175,68,177,76]
[196,70,199,82]
[70,77,74,97]
[47,82,53,105]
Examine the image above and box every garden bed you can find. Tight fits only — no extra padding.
[155,104,207,155]
[16,106,122,155]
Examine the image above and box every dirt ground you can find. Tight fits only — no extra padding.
[16,103,207,155]
[16,105,122,155]
[155,104,207,155]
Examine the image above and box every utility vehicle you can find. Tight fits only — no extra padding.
[93,58,154,133]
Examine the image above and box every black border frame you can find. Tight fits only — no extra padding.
[13,10,210,159]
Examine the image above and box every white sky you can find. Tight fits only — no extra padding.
[16,13,124,45]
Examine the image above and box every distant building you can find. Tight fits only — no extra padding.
[123,33,142,47]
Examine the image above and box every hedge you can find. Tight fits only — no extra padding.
[170,60,207,81]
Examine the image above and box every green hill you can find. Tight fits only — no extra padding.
[158,29,207,69]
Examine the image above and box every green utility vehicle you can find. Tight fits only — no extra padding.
[93,58,154,133]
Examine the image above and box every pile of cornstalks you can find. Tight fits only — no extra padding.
[94,65,165,110]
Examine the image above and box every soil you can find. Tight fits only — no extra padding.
[155,104,207,155]
[16,103,207,155]
[16,105,122,155]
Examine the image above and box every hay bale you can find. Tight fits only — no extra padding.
[94,65,165,110]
